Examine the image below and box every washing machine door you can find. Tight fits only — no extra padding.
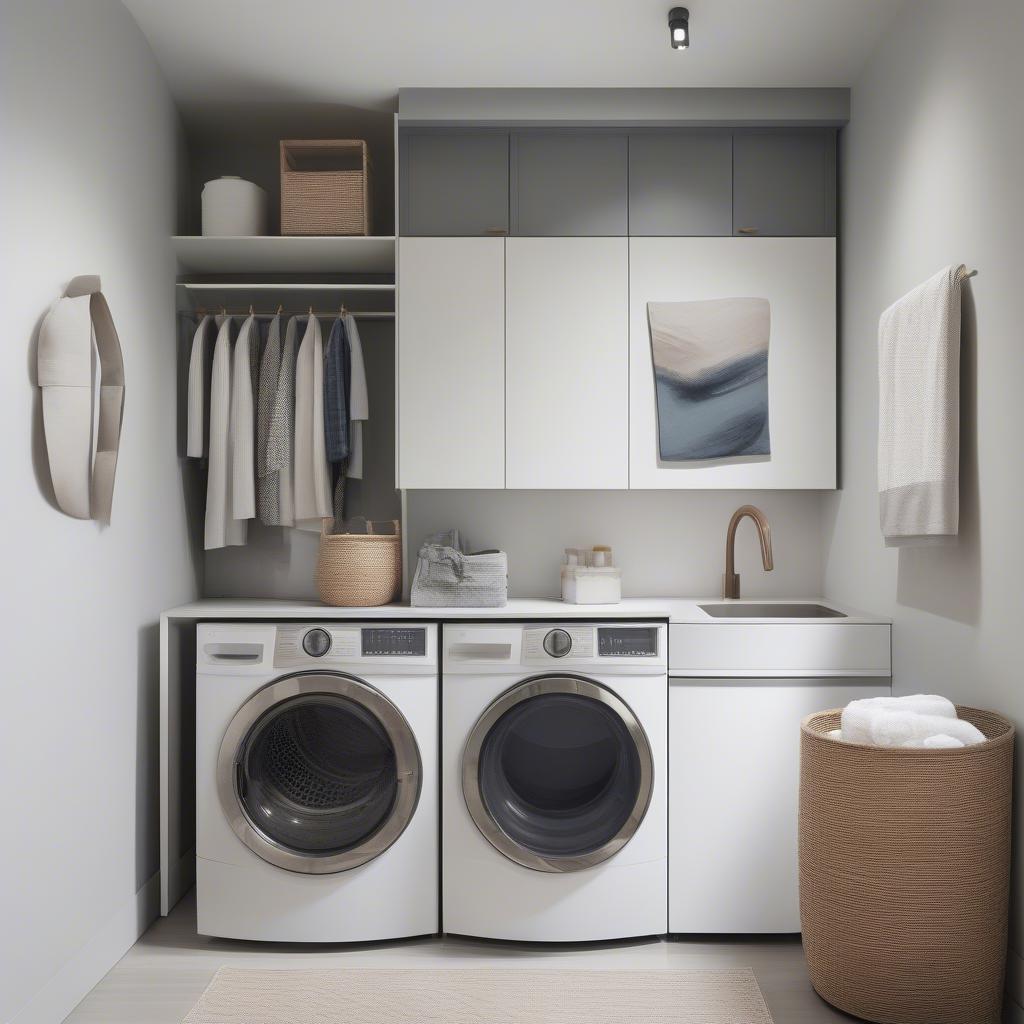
[462,675,653,873]
[217,672,421,874]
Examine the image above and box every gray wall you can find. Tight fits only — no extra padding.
[822,0,1024,971]
[0,2,196,1020]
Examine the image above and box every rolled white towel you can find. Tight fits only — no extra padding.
[841,694,956,744]
[902,733,966,749]
[862,710,985,748]
[827,729,843,741]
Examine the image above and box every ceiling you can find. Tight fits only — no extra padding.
[124,0,907,123]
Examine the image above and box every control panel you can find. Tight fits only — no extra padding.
[597,626,659,657]
[274,624,434,668]
[362,627,427,657]
[523,625,594,660]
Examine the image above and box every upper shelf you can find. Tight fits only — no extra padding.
[173,235,395,275]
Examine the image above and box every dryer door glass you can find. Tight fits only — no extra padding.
[464,677,654,872]
[239,693,395,854]
[218,674,422,874]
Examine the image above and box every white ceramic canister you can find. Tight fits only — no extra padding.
[201,176,268,236]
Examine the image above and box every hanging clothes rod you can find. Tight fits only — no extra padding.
[179,308,394,320]
[176,282,394,291]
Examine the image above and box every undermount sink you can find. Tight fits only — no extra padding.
[698,602,846,619]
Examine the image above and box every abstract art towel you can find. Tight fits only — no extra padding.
[648,297,770,460]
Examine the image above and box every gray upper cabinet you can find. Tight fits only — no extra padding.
[400,131,509,236]
[511,133,628,236]
[628,132,732,236]
[732,130,836,237]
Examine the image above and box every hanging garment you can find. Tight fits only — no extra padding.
[324,316,351,463]
[324,316,350,525]
[256,314,283,524]
[205,317,247,549]
[266,316,300,527]
[345,313,369,480]
[293,316,332,530]
[37,275,125,521]
[230,313,261,522]
[186,314,214,457]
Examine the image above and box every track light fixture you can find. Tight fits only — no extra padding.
[668,7,689,50]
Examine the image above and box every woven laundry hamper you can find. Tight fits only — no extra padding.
[799,707,1014,1024]
[315,519,401,607]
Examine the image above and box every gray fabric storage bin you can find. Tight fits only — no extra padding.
[411,530,508,607]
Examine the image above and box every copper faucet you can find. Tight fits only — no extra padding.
[723,505,774,599]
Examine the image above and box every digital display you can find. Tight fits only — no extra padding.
[361,628,427,657]
[598,627,658,657]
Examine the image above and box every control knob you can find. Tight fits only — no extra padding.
[543,628,572,658]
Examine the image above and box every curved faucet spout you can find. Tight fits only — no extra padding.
[723,505,774,600]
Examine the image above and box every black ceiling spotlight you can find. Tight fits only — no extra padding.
[668,7,690,50]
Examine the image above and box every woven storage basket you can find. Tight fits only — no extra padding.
[799,706,1014,1024]
[280,140,371,236]
[315,519,400,607]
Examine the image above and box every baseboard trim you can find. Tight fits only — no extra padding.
[1005,949,1024,1023]
[8,871,160,1024]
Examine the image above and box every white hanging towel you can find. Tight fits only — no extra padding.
[230,313,260,522]
[878,264,968,546]
[205,317,247,549]
[344,313,369,479]
[186,314,214,457]
[293,315,332,530]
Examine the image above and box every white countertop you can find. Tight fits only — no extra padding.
[164,597,889,625]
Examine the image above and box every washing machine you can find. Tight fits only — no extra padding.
[442,622,667,942]
[195,621,437,942]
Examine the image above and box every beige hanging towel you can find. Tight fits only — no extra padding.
[37,275,125,521]
[878,264,967,546]
[293,315,332,531]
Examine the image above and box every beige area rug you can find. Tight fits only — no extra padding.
[181,967,774,1023]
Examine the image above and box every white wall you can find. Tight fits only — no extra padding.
[408,490,824,599]
[0,2,196,1021]
[206,488,825,602]
[823,0,1024,961]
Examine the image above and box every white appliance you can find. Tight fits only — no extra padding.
[442,622,667,942]
[195,622,438,942]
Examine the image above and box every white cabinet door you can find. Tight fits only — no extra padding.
[398,237,505,488]
[668,676,890,934]
[630,237,836,489]
[505,237,629,489]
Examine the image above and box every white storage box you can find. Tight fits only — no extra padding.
[561,566,622,604]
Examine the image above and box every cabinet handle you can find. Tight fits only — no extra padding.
[737,227,760,235]
[483,228,508,236]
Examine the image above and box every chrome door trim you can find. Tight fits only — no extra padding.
[462,674,654,873]
[217,672,421,875]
